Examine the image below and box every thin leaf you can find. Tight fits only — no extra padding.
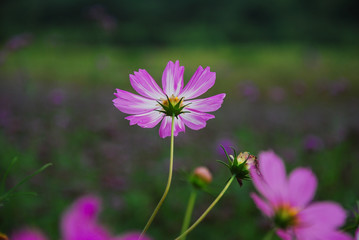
[1,163,52,200]
[1,157,18,194]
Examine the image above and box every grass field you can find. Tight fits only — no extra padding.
[1,40,359,239]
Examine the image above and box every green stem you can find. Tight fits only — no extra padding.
[180,189,197,240]
[140,115,175,238]
[175,175,236,240]
[263,228,275,240]
[1,157,18,194]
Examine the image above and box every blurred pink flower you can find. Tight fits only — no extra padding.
[113,60,225,138]
[238,81,260,102]
[61,195,112,240]
[268,86,286,102]
[303,134,324,152]
[12,195,151,240]
[250,151,351,240]
[11,228,47,240]
[215,138,235,157]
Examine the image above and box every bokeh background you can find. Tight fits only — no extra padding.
[1,0,359,239]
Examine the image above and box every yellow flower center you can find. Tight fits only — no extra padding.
[161,94,183,108]
[274,204,300,229]
[157,94,188,117]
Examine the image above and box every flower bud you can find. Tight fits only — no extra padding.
[190,166,212,189]
[218,145,258,186]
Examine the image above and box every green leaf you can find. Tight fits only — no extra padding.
[0,163,52,203]
[1,157,18,194]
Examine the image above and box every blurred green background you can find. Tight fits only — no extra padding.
[0,0,359,239]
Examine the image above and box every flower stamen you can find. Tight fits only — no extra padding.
[157,94,190,117]
[274,204,300,229]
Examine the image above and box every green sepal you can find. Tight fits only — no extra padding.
[217,146,255,187]
[216,160,230,168]
[157,95,189,117]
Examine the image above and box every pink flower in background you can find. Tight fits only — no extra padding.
[113,60,225,138]
[61,195,111,240]
[250,151,351,240]
[215,138,235,157]
[11,228,47,240]
[303,134,324,152]
[12,195,151,240]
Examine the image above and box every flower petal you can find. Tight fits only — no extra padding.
[299,202,347,230]
[159,116,185,138]
[12,228,48,240]
[162,60,184,96]
[296,227,352,240]
[185,93,226,112]
[258,151,288,204]
[125,111,164,128]
[180,111,215,130]
[275,229,292,240]
[130,69,165,99]
[180,66,216,99]
[250,193,273,217]
[113,89,157,114]
[250,167,276,204]
[288,168,317,208]
[61,195,111,240]
[323,231,353,240]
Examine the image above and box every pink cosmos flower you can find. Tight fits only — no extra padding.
[12,195,151,240]
[11,228,47,240]
[250,150,351,240]
[61,195,112,240]
[113,60,225,138]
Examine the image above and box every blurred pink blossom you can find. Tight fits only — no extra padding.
[238,81,260,102]
[215,138,236,157]
[250,151,351,240]
[268,86,287,102]
[12,195,151,240]
[303,134,324,152]
[11,228,47,240]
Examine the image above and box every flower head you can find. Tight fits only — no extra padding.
[12,195,151,240]
[218,146,258,186]
[113,60,225,138]
[61,195,111,240]
[190,166,213,189]
[250,150,351,240]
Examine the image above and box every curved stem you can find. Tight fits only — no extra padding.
[263,228,275,240]
[174,175,236,240]
[140,115,175,239]
[180,189,197,240]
